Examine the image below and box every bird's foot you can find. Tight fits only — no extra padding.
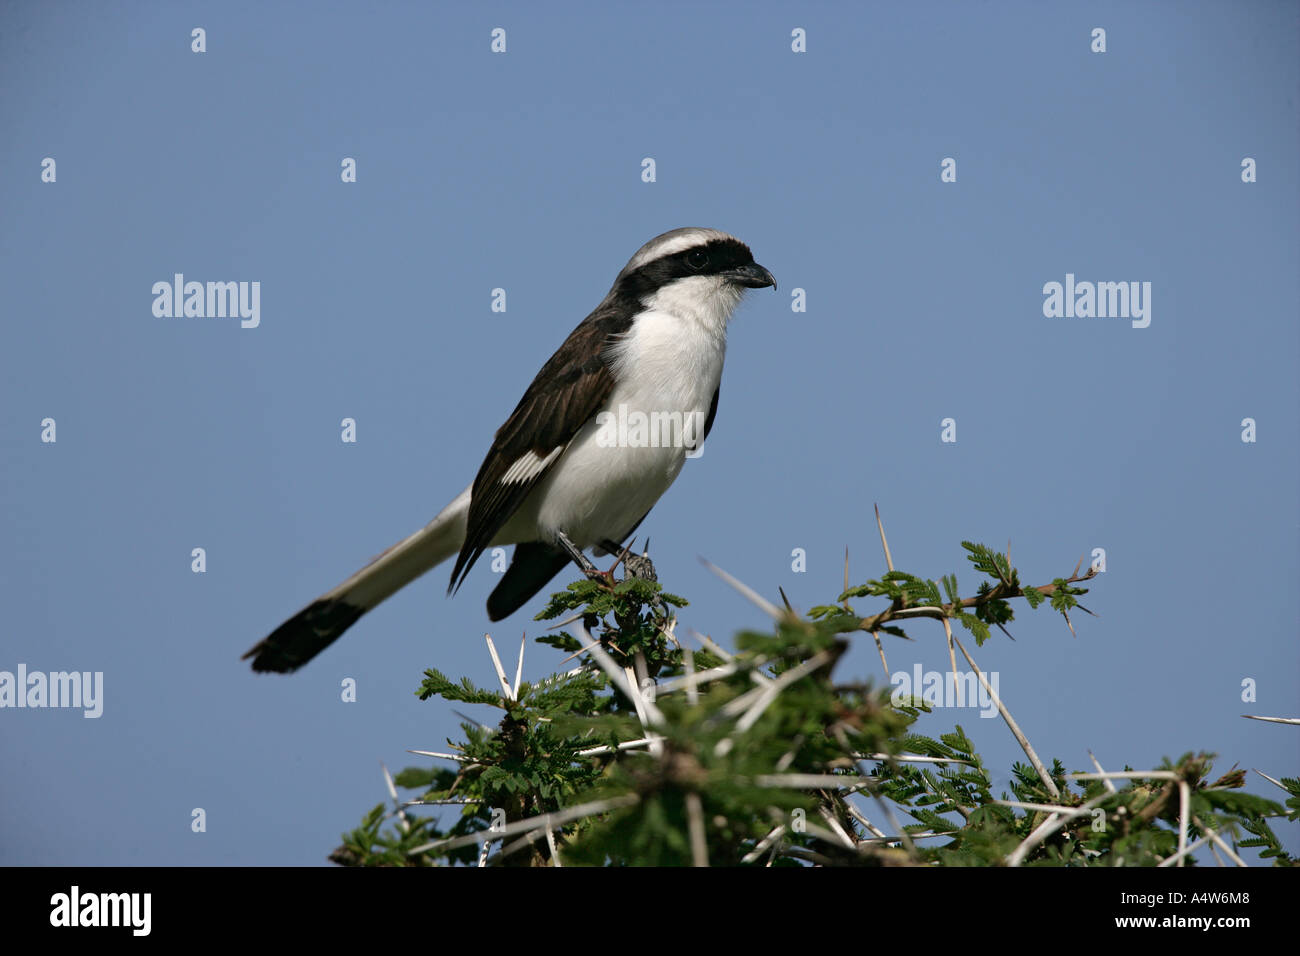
[602,537,657,583]
[556,529,610,582]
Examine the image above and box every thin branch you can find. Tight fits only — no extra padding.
[1252,769,1290,793]
[753,773,876,789]
[1158,833,1212,867]
[408,750,466,762]
[575,737,655,757]
[409,793,641,856]
[483,634,514,701]
[512,633,526,700]
[854,565,1098,635]
[817,804,857,849]
[942,617,961,706]
[688,629,733,662]
[856,752,975,766]
[874,503,894,572]
[741,825,786,864]
[870,630,890,678]
[656,658,759,696]
[381,762,410,833]
[546,611,587,631]
[994,800,1089,814]
[1006,792,1109,866]
[557,637,604,667]
[859,831,956,846]
[1176,781,1190,867]
[732,651,832,732]
[1192,815,1248,867]
[843,800,888,839]
[951,634,1060,801]
[546,826,562,867]
[579,624,666,732]
[1067,770,1180,782]
[699,558,783,620]
[870,794,917,859]
[450,709,495,734]
[1088,751,1118,794]
[682,646,699,706]
[686,792,708,867]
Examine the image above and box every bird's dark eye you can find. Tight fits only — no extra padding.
[686,249,709,270]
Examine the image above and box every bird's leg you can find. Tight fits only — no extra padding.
[599,538,635,576]
[600,537,667,619]
[600,538,657,583]
[637,540,666,619]
[555,530,604,578]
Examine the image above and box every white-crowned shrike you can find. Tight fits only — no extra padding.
[245,227,775,672]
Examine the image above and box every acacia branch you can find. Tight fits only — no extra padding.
[855,565,1099,634]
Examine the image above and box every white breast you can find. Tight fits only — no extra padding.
[501,291,733,548]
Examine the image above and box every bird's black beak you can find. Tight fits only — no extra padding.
[724,262,777,290]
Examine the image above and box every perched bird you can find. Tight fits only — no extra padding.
[244,227,775,672]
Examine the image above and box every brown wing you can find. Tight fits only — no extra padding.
[447,313,626,593]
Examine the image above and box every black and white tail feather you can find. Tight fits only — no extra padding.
[244,227,774,673]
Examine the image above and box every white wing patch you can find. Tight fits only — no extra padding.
[498,446,563,486]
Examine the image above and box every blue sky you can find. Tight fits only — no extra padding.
[1,1,1296,865]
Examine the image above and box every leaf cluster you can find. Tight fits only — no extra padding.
[333,543,1293,867]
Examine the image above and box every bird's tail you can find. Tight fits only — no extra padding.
[243,486,471,673]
